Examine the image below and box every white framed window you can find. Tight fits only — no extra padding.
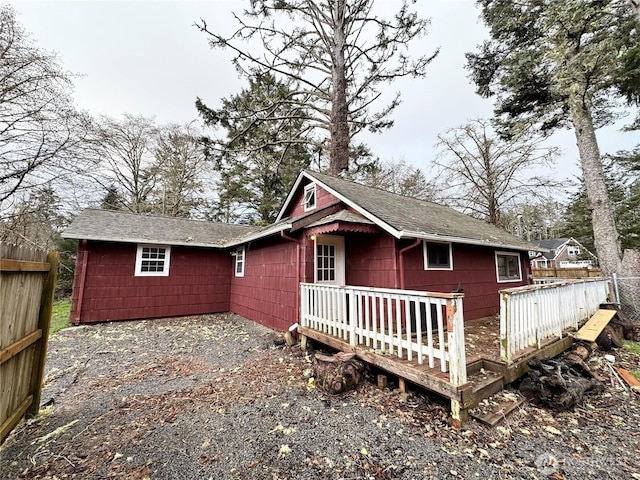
[135,244,171,276]
[567,246,580,257]
[303,183,316,211]
[423,241,453,270]
[495,251,522,283]
[235,247,245,277]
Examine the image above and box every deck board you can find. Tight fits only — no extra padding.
[300,315,573,409]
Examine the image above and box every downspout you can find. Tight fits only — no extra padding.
[73,239,89,325]
[399,238,421,290]
[280,231,300,325]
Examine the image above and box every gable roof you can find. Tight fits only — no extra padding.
[533,237,596,261]
[63,209,259,248]
[278,170,543,252]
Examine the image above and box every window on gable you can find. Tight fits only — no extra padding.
[423,241,452,270]
[567,246,580,257]
[495,251,521,283]
[303,183,316,211]
[235,247,245,277]
[135,245,171,276]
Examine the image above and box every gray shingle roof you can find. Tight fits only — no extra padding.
[63,209,259,247]
[304,170,542,252]
[535,238,571,250]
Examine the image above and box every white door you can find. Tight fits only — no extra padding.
[314,235,345,285]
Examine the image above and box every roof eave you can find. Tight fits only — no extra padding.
[400,230,548,252]
[61,233,225,249]
[303,171,403,239]
[224,223,293,247]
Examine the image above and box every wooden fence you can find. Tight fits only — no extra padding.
[300,283,467,386]
[1,244,58,443]
[532,267,602,279]
[499,278,609,364]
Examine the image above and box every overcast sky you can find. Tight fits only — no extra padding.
[11,0,640,191]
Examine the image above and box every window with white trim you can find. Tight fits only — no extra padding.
[235,247,245,277]
[495,251,522,283]
[303,183,316,211]
[567,245,580,257]
[423,241,453,270]
[135,245,171,276]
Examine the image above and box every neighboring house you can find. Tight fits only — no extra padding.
[530,237,597,269]
[63,170,543,330]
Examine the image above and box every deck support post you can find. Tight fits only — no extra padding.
[300,334,308,351]
[398,378,406,393]
[450,399,469,428]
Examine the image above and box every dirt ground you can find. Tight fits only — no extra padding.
[1,313,639,480]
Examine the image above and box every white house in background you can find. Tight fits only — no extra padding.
[530,237,598,269]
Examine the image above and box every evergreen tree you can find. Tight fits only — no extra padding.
[467,0,638,277]
[196,0,436,174]
[198,74,312,224]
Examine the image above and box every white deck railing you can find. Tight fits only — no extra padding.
[300,283,467,386]
[499,278,609,363]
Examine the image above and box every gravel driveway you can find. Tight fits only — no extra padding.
[1,313,639,479]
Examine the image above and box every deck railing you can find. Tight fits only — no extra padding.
[499,278,610,363]
[300,283,467,386]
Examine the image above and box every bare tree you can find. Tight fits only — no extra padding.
[356,157,436,201]
[91,114,159,214]
[195,0,437,174]
[435,119,558,228]
[0,5,90,213]
[152,123,210,218]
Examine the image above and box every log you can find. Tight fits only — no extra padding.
[312,352,364,395]
[600,304,640,342]
[519,342,604,411]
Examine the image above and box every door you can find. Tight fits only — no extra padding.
[314,234,345,285]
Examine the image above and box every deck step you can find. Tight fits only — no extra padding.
[470,397,524,426]
[469,370,504,405]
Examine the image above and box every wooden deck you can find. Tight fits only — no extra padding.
[299,315,575,419]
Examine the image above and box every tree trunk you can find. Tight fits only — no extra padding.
[519,342,604,410]
[569,95,622,278]
[329,0,350,175]
[630,1,640,23]
[312,352,364,394]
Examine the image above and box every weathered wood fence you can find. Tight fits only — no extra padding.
[499,278,609,364]
[300,283,467,386]
[1,244,58,443]
[531,267,602,279]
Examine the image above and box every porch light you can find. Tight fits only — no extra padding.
[309,234,316,241]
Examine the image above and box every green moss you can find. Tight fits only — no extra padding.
[50,298,71,335]
[622,340,640,355]
[631,370,640,381]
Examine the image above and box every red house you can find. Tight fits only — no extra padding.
[64,170,540,330]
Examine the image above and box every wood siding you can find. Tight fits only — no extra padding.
[70,241,232,323]
[286,181,340,218]
[402,242,530,320]
[345,234,397,288]
[230,237,299,331]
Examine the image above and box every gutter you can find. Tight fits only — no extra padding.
[398,238,421,290]
[280,231,301,325]
[400,230,548,253]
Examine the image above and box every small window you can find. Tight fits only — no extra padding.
[235,247,245,277]
[423,241,452,270]
[303,183,316,211]
[567,246,580,257]
[135,245,171,276]
[495,251,522,283]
